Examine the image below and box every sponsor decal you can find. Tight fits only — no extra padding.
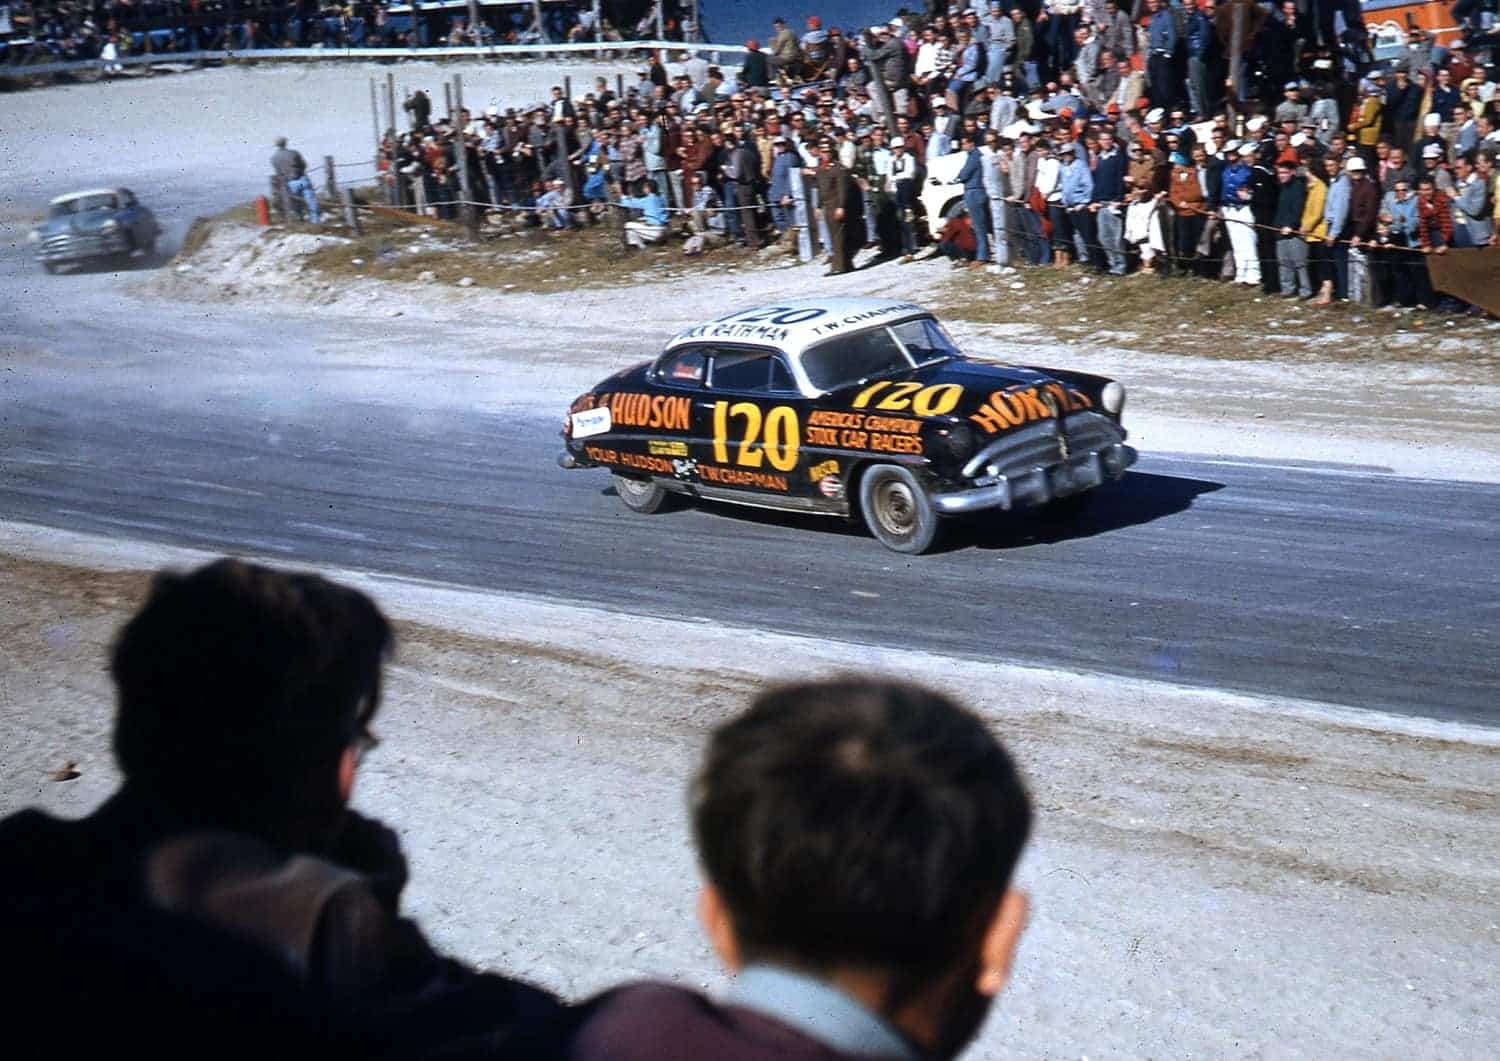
[818,475,844,499]
[968,383,1093,434]
[804,303,925,337]
[649,439,689,457]
[671,457,699,479]
[570,406,612,439]
[583,445,674,475]
[700,465,789,491]
[806,410,925,455]
[808,458,840,482]
[602,392,692,432]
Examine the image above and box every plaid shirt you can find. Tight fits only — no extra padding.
[1417,189,1454,249]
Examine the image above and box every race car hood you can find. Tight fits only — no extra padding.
[823,357,1115,436]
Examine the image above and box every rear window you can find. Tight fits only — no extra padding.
[711,349,797,393]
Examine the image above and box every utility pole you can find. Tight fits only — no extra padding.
[453,74,479,237]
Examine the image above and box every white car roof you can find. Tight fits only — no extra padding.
[49,188,124,205]
[664,297,930,360]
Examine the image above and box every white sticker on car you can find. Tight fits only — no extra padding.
[571,407,612,438]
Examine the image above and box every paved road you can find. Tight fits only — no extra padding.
[4,388,1496,724]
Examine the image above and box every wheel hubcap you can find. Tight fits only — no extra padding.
[874,480,916,536]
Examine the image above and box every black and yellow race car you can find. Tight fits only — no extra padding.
[560,298,1136,553]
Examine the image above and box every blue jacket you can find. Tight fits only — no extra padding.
[1186,10,1216,59]
[1322,174,1350,237]
[1061,156,1094,207]
[954,148,987,194]
[1219,161,1253,208]
[619,192,669,225]
[1149,10,1177,55]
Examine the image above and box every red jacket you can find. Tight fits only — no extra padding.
[1417,190,1454,249]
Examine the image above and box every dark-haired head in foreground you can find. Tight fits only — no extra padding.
[110,557,391,850]
[2,558,561,1057]
[568,677,1032,1061]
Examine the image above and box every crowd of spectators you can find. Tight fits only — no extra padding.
[0,0,695,63]
[374,4,1499,310]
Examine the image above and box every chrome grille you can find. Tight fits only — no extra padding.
[962,412,1126,480]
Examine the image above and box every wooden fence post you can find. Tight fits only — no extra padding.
[453,74,479,237]
[342,188,363,235]
[789,166,812,262]
[385,72,396,133]
[412,173,429,218]
[324,155,338,200]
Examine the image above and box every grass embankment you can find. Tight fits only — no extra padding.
[297,196,790,293]
[934,262,1500,367]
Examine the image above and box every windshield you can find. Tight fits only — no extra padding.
[801,324,912,392]
[890,317,963,364]
[49,194,118,218]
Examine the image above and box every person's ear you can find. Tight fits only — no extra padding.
[338,745,358,803]
[697,882,742,973]
[974,889,1028,997]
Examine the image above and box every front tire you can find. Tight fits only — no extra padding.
[613,474,669,514]
[41,261,58,274]
[859,464,939,554]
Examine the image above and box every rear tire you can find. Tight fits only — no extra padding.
[41,261,58,274]
[859,464,939,554]
[613,474,669,514]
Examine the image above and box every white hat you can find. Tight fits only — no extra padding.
[1289,132,1308,147]
[1237,141,1257,156]
[1145,107,1165,124]
[1346,156,1367,171]
[1223,138,1240,153]
[1424,112,1441,126]
[889,16,903,26]
[1246,115,1267,132]
[891,136,906,147]
[1423,143,1444,158]
[930,94,948,108]
[486,104,499,116]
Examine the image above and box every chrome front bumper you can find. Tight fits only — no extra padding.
[36,232,129,262]
[934,413,1137,515]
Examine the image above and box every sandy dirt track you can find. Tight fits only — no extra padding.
[4,525,1497,1059]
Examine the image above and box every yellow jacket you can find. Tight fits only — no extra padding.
[1349,97,1383,147]
[1301,174,1328,240]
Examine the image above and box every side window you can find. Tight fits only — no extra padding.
[657,348,707,387]
[710,349,797,393]
[121,191,137,208]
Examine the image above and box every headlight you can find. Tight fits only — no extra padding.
[1101,381,1126,416]
[100,219,120,232]
[28,230,41,243]
[932,422,978,464]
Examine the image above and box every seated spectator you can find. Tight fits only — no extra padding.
[567,677,1033,1061]
[938,209,979,263]
[538,178,579,230]
[0,558,563,1056]
[620,177,671,248]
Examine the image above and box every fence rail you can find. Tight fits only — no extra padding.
[0,39,749,82]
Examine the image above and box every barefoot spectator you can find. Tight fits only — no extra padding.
[567,677,1033,1061]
